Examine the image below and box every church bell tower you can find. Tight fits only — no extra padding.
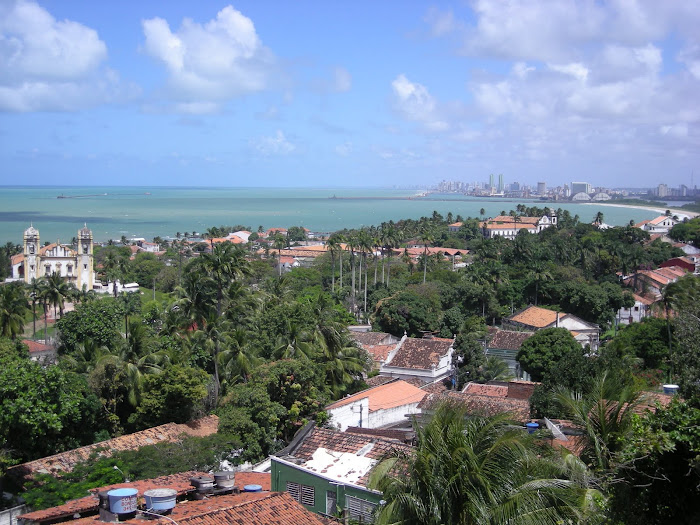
[77,224,94,291]
[23,225,40,283]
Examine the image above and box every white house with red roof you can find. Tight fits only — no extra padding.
[325,379,426,431]
[635,215,680,234]
[379,334,455,384]
[480,213,557,240]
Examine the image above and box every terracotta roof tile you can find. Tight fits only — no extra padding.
[349,331,394,347]
[21,339,54,354]
[325,380,426,411]
[345,427,414,443]
[463,383,508,397]
[11,253,23,265]
[18,471,206,523]
[418,391,531,421]
[387,337,453,370]
[364,375,397,387]
[507,306,561,328]
[10,416,219,479]
[489,215,541,225]
[287,427,412,487]
[488,330,534,350]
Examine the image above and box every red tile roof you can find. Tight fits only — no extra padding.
[11,253,23,265]
[21,339,54,354]
[350,331,394,347]
[418,391,530,421]
[508,306,561,328]
[463,383,508,397]
[364,375,397,387]
[10,416,219,479]
[387,337,453,370]
[488,329,534,350]
[325,380,426,411]
[18,471,206,523]
[285,427,412,488]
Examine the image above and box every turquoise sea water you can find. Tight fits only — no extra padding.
[0,186,662,243]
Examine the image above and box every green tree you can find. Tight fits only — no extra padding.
[609,398,700,524]
[373,404,599,525]
[128,365,209,429]
[56,298,121,353]
[373,286,441,337]
[0,282,29,339]
[517,327,580,382]
[0,352,101,462]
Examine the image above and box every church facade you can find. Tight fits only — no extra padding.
[11,225,95,291]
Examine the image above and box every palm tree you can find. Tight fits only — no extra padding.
[219,327,259,385]
[44,271,74,320]
[480,207,485,217]
[527,262,553,306]
[420,226,435,284]
[273,234,287,278]
[357,230,372,315]
[26,278,43,338]
[327,234,342,293]
[593,211,604,226]
[373,404,599,525]
[194,242,250,403]
[554,371,645,471]
[0,282,29,339]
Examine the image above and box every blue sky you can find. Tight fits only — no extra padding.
[0,0,699,189]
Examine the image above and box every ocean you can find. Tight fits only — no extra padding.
[0,186,663,244]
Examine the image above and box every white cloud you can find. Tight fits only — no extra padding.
[424,7,457,37]
[333,67,351,92]
[391,74,448,131]
[335,142,352,156]
[250,130,295,156]
[548,63,589,82]
[142,5,274,112]
[679,44,700,80]
[0,0,128,111]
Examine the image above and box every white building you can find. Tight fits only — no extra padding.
[325,379,426,431]
[11,225,95,291]
[379,334,455,384]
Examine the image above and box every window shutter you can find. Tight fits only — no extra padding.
[301,484,315,506]
[286,481,300,502]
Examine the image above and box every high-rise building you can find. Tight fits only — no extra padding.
[489,173,494,190]
[537,182,546,195]
[657,184,669,197]
[498,174,504,193]
[571,182,592,195]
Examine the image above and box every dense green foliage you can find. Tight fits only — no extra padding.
[517,327,581,381]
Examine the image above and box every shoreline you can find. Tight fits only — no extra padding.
[583,202,699,219]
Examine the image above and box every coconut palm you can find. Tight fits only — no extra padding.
[25,277,43,338]
[420,226,435,284]
[554,371,645,471]
[273,234,287,277]
[373,404,599,525]
[44,271,74,320]
[0,282,29,339]
[593,211,604,226]
[327,234,342,293]
[527,262,553,306]
[218,327,259,385]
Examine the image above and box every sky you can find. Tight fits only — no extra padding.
[0,0,699,189]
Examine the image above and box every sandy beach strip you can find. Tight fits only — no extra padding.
[582,202,699,218]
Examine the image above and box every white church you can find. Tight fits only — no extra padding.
[11,224,96,291]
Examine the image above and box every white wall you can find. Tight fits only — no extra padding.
[328,398,369,431]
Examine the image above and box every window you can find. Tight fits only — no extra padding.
[326,490,337,515]
[83,264,87,269]
[346,496,377,523]
[286,481,315,507]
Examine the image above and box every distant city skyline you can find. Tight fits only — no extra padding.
[1,1,699,188]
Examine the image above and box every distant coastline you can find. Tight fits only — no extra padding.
[583,202,699,218]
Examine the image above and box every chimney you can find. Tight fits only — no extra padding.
[556,312,560,327]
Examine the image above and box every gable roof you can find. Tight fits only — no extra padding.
[387,337,453,370]
[507,306,560,328]
[9,416,219,479]
[11,253,23,265]
[279,426,411,488]
[22,339,54,354]
[325,380,426,412]
[350,331,394,347]
[417,391,530,422]
[488,329,534,350]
